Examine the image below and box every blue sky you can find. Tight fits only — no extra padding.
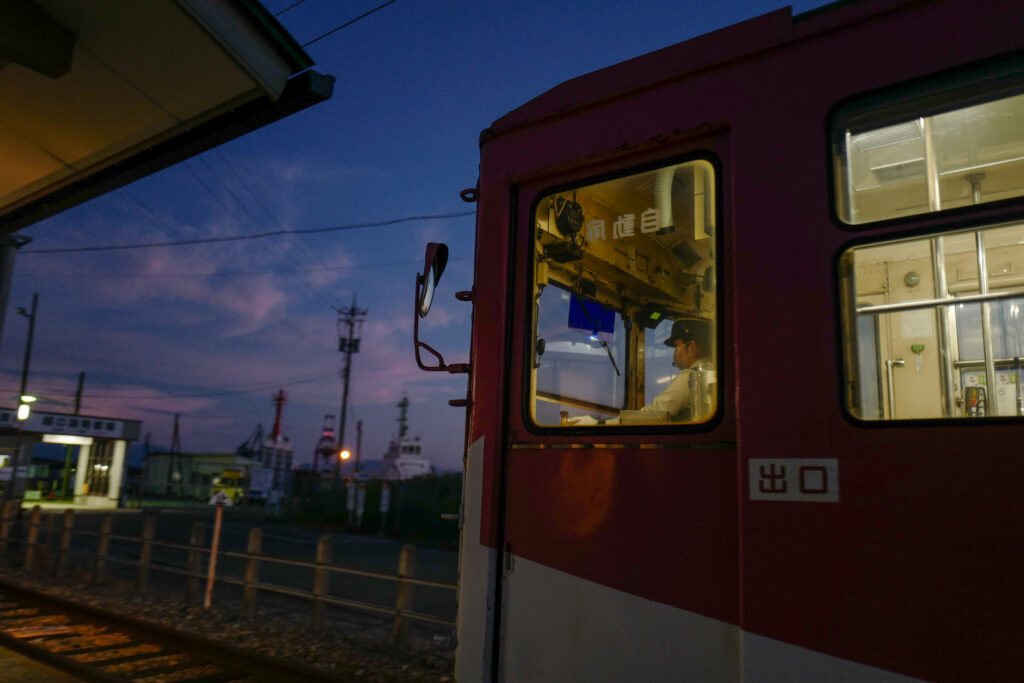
[0,0,831,472]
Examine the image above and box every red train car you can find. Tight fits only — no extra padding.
[415,1,1024,680]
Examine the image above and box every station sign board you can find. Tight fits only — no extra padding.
[0,409,140,440]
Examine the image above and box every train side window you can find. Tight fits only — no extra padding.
[832,65,1024,225]
[840,220,1024,420]
[529,159,719,428]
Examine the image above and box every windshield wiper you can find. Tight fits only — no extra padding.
[574,294,620,377]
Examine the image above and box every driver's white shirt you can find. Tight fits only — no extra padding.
[607,357,712,424]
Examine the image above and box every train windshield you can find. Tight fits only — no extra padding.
[841,220,1024,419]
[529,159,718,427]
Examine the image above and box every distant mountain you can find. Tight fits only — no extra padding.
[339,459,383,477]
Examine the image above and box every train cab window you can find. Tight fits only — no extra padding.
[840,220,1024,420]
[529,159,719,428]
[833,70,1024,225]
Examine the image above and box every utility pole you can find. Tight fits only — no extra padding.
[140,432,151,507]
[3,292,38,506]
[0,234,31,355]
[334,295,367,481]
[73,372,85,415]
[171,413,182,452]
[354,419,363,473]
[62,372,83,499]
[170,413,182,498]
[17,293,38,408]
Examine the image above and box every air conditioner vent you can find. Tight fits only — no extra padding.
[853,120,923,151]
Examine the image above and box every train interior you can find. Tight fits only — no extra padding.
[839,88,1024,419]
[844,220,1024,419]
[838,93,1024,224]
[529,159,718,426]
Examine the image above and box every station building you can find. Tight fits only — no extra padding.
[0,408,141,508]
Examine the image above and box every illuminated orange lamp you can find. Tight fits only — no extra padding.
[338,449,351,460]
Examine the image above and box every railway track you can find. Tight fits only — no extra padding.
[0,579,352,683]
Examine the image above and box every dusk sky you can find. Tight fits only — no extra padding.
[0,0,830,472]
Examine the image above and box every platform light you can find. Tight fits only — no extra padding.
[16,394,37,421]
[42,434,94,446]
[339,449,351,460]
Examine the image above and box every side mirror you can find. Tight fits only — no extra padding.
[414,242,469,373]
[418,243,449,317]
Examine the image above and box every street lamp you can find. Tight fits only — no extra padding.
[16,395,35,421]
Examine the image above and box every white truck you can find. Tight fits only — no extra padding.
[245,467,274,504]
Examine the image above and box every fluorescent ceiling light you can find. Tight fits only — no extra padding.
[42,434,94,446]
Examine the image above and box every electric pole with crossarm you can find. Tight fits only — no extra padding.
[334,294,367,481]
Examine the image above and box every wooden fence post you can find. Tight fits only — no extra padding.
[393,543,417,646]
[93,513,112,584]
[187,521,204,606]
[137,512,154,590]
[1,500,17,558]
[204,504,224,610]
[56,509,74,578]
[242,527,262,618]
[24,505,42,570]
[311,534,332,632]
[42,511,58,572]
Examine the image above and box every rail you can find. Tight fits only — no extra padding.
[0,502,456,646]
[0,579,353,682]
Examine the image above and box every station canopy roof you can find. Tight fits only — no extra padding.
[0,0,334,234]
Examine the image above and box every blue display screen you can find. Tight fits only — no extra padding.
[568,295,615,342]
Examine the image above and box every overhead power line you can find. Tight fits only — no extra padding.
[85,372,340,400]
[1,371,340,402]
[301,0,398,48]
[21,211,474,255]
[18,257,470,280]
[187,155,331,306]
[274,0,310,17]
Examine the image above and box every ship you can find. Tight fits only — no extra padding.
[379,395,434,480]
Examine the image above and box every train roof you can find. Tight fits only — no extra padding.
[484,0,917,142]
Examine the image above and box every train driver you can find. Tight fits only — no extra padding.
[568,317,712,425]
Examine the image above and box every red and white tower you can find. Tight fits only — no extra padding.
[313,414,336,473]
